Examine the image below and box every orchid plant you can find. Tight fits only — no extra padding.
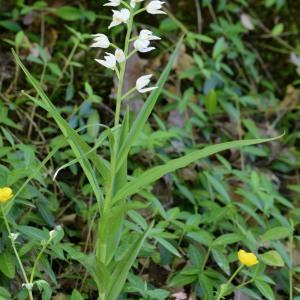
[12,0,280,299]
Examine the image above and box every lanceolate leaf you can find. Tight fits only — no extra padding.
[112,136,282,204]
[13,50,109,208]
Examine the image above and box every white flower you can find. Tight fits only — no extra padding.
[240,14,254,31]
[109,9,130,29]
[139,29,161,41]
[9,233,19,241]
[290,53,300,67]
[49,229,57,239]
[90,34,110,48]
[115,48,126,63]
[133,29,160,53]
[136,74,158,93]
[146,1,166,15]
[95,53,117,70]
[290,52,300,75]
[104,0,121,6]
[130,0,144,8]
[134,39,155,53]
[22,283,34,291]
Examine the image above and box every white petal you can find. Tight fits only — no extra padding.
[139,86,158,93]
[146,1,166,14]
[109,9,130,28]
[90,34,110,48]
[95,53,116,70]
[109,19,122,29]
[136,74,156,93]
[130,0,144,7]
[139,29,160,41]
[134,39,150,51]
[139,46,155,53]
[240,14,254,31]
[134,39,155,53]
[290,53,300,67]
[120,8,130,22]
[115,49,126,63]
[104,0,121,6]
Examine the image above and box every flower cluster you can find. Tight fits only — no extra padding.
[90,0,165,94]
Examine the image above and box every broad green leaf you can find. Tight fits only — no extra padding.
[169,273,197,287]
[55,6,82,21]
[261,226,291,242]
[254,280,274,300]
[18,226,49,241]
[271,23,284,36]
[0,287,10,299]
[0,251,15,279]
[71,289,84,300]
[112,136,281,204]
[155,237,181,257]
[187,230,214,247]
[199,274,213,300]
[212,249,230,275]
[116,37,183,172]
[212,233,242,247]
[260,250,284,267]
[213,37,227,58]
[35,280,52,300]
[205,90,218,115]
[205,172,230,203]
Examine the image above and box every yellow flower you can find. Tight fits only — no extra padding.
[238,249,258,267]
[0,187,13,203]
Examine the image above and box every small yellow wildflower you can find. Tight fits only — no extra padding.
[238,249,258,267]
[0,187,13,203]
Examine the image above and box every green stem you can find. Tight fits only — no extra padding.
[201,246,211,271]
[121,87,137,100]
[235,279,253,290]
[289,228,294,300]
[216,264,244,300]
[1,205,34,300]
[29,238,51,284]
[114,12,134,127]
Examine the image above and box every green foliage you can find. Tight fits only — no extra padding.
[0,0,299,299]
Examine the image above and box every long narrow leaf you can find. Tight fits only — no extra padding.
[13,50,109,208]
[112,136,282,204]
